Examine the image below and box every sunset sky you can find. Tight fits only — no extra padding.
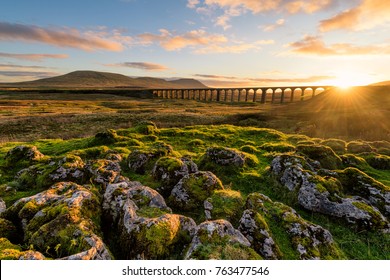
[1,0,389,87]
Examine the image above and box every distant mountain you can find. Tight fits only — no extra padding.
[370,80,390,86]
[0,70,208,89]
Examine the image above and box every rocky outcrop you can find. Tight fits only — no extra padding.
[270,155,390,231]
[127,142,174,174]
[3,182,111,260]
[245,193,343,260]
[48,155,85,183]
[168,171,224,211]
[103,180,196,259]
[296,144,343,170]
[0,198,6,214]
[200,146,258,168]
[152,156,198,197]
[4,145,44,167]
[85,159,122,187]
[238,209,281,259]
[185,219,260,260]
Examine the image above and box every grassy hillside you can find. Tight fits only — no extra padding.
[0,70,208,89]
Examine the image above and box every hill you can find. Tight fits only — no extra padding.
[273,86,390,140]
[370,80,390,86]
[0,70,208,89]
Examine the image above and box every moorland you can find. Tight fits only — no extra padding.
[0,74,389,260]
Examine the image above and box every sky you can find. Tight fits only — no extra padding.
[0,0,389,87]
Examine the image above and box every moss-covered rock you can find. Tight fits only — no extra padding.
[204,190,244,226]
[0,218,17,241]
[245,193,344,260]
[127,142,174,174]
[3,182,111,260]
[152,156,198,197]
[340,154,367,168]
[0,197,5,214]
[365,154,390,170]
[134,121,158,135]
[0,237,45,260]
[85,159,121,188]
[185,219,260,260]
[238,209,281,259]
[102,180,195,259]
[200,146,258,169]
[94,129,120,145]
[169,171,224,212]
[321,139,347,154]
[260,142,296,153]
[346,141,374,154]
[4,145,44,167]
[337,167,390,217]
[297,144,343,170]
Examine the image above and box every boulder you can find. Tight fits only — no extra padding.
[4,145,44,166]
[296,144,343,170]
[48,155,85,183]
[102,179,196,259]
[169,171,224,211]
[185,219,260,260]
[85,159,122,187]
[127,142,174,174]
[201,146,258,168]
[152,156,198,197]
[3,182,111,260]
[245,193,343,260]
[238,210,281,259]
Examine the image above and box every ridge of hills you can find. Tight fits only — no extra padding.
[0,70,208,89]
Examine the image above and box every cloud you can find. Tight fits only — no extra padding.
[194,72,334,87]
[138,29,227,51]
[287,35,390,56]
[0,70,56,77]
[320,0,390,31]
[194,39,274,54]
[0,52,68,61]
[189,0,334,15]
[0,22,130,51]
[0,63,49,70]
[262,18,285,32]
[107,62,169,71]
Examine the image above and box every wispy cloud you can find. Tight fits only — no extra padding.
[188,0,335,29]
[194,72,334,87]
[106,62,169,71]
[138,29,227,51]
[262,19,285,32]
[287,35,390,56]
[0,22,131,51]
[0,70,57,78]
[0,52,68,62]
[319,0,390,31]
[138,28,273,53]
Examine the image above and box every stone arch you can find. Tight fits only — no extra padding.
[274,88,283,103]
[303,87,313,101]
[247,89,254,102]
[283,88,293,103]
[254,89,262,102]
[314,87,325,96]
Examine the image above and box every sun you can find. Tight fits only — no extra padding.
[328,72,374,89]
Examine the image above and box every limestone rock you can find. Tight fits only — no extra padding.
[201,146,254,168]
[238,209,281,259]
[185,219,257,260]
[5,145,44,166]
[169,171,224,211]
[128,142,174,174]
[0,197,6,214]
[48,155,85,183]
[152,156,198,197]
[3,181,111,260]
[86,159,122,187]
[296,144,343,170]
[19,250,46,260]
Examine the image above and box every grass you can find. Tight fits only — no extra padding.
[0,87,389,260]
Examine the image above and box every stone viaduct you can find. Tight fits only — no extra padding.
[152,86,333,103]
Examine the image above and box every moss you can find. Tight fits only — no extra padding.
[340,154,368,168]
[187,139,204,147]
[191,243,262,260]
[134,121,158,135]
[240,145,258,154]
[297,144,343,170]
[94,129,119,145]
[365,154,390,170]
[207,190,244,226]
[71,146,110,160]
[155,156,183,172]
[347,141,374,154]
[321,139,347,154]
[352,201,387,229]
[19,201,41,220]
[0,238,23,260]
[136,206,170,218]
[260,142,295,153]
[0,218,18,240]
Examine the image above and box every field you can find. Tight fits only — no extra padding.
[0,87,389,260]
